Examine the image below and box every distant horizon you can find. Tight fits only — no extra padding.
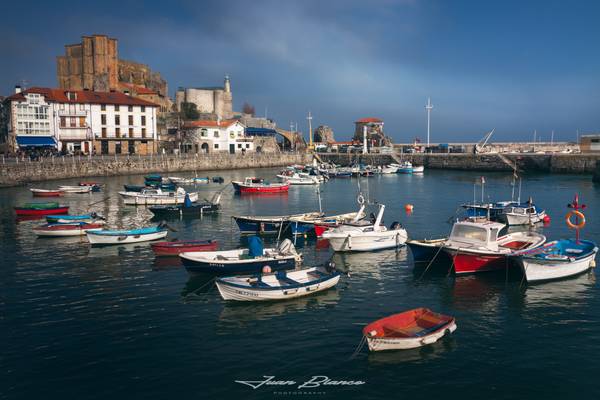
[1,0,599,142]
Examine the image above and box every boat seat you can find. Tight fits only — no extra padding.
[307,269,328,279]
[249,277,271,288]
[275,271,299,286]
[565,248,583,254]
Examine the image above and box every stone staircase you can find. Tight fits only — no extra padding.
[496,152,518,172]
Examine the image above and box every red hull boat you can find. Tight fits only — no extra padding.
[14,206,69,216]
[151,239,218,256]
[30,189,64,197]
[232,177,289,194]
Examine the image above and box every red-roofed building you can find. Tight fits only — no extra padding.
[2,86,159,155]
[353,116,390,149]
[179,119,254,154]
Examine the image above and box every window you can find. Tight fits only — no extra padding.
[246,144,250,149]
[128,105,133,112]
[128,141,135,154]
[101,104,106,111]
[79,116,86,127]
[80,104,85,110]
[101,114,106,125]
[67,92,77,101]
[201,129,207,137]
[141,116,146,126]
[129,128,134,138]
[238,144,242,149]
[141,106,146,112]
[128,115,133,125]
[142,128,146,138]
[115,115,120,125]
[70,117,76,128]
[60,103,65,110]
[115,142,122,154]
[214,143,219,149]
[116,128,121,138]
[101,127,107,138]
[60,117,66,127]
[115,105,120,111]
[213,130,219,138]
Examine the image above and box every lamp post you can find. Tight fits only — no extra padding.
[425,97,433,147]
[307,111,313,150]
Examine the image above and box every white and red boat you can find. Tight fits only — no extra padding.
[232,177,289,194]
[30,188,64,197]
[33,222,105,237]
[441,220,546,274]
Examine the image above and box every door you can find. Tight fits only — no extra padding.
[229,144,235,154]
[83,142,90,154]
[128,141,135,154]
[101,141,108,155]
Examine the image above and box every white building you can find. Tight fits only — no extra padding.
[181,119,254,154]
[2,87,159,155]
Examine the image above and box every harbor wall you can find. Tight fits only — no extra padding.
[318,153,600,174]
[0,152,312,187]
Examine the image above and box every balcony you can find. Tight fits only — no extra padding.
[57,109,87,117]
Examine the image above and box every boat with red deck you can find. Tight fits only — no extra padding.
[232,177,289,194]
[151,239,218,256]
[441,220,546,274]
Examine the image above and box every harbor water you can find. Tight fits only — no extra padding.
[2,168,600,399]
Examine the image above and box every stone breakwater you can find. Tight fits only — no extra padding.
[319,153,600,174]
[0,152,312,187]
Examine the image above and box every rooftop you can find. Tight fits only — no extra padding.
[182,119,241,128]
[5,87,159,107]
[355,117,383,124]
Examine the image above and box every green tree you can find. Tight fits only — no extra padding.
[180,102,200,120]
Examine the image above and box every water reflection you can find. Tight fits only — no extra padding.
[366,335,456,365]
[523,272,596,308]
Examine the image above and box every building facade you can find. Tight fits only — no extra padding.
[175,76,233,120]
[180,119,253,154]
[3,87,158,155]
[353,117,390,148]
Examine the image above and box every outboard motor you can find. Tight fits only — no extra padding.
[390,221,402,230]
[278,238,297,255]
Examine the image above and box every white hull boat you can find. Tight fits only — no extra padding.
[380,165,398,174]
[322,204,408,252]
[86,226,168,245]
[412,165,425,173]
[34,222,104,237]
[215,266,341,301]
[276,173,319,185]
[119,187,198,205]
[498,205,546,226]
[58,185,92,193]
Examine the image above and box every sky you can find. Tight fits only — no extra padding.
[1,0,599,143]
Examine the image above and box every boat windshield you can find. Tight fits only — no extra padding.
[450,224,488,242]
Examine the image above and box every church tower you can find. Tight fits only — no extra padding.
[223,75,233,118]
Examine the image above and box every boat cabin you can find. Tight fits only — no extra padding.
[243,177,265,185]
[502,205,538,215]
[449,221,506,251]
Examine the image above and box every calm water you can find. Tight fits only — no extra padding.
[2,169,600,399]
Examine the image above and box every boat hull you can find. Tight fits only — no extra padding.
[34,223,104,237]
[149,204,219,218]
[407,239,447,263]
[15,206,69,216]
[181,255,298,275]
[151,240,218,256]
[324,230,408,252]
[366,321,456,351]
[121,192,199,205]
[519,251,597,282]
[87,230,168,245]
[445,250,509,274]
[232,182,289,193]
[31,189,64,197]
[233,217,287,234]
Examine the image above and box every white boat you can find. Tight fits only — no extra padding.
[119,187,199,205]
[86,225,168,245]
[276,172,319,185]
[58,185,92,193]
[168,176,209,184]
[380,165,399,174]
[215,265,341,301]
[412,165,425,173]
[322,204,408,251]
[514,239,598,282]
[33,222,105,237]
[497,204,546,226]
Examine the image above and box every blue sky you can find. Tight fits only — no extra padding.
[1,0,599,143]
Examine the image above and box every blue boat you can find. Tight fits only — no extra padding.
[180,237,301,275]
[86,225,168,245]
[46,213,103,223]
[406,239,448,263]
[233,212,322,235]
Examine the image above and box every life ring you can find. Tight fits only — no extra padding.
[357,194,365,205]
[565,210,585,229]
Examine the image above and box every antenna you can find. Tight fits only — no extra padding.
[307,111,313,149]
[425,97,433,146]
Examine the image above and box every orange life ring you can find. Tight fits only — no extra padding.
[565,210,585,229]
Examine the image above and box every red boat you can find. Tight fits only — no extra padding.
[14,205,69,216]
[232,177,289,194]
[30,188,64,197]
[151,239,218,256]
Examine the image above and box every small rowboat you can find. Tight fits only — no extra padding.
[33,222,104,237]
[363,308,457,351]
[151,239,218,256]
[86,225,168,246]
[30,188,64,197]
[46,213,103,224]
[79,182,103,191]
[15,202,69,216]
[215,265,341,301]
[232,177,289,194]
[58,185,92,193]
[148,193,221,219]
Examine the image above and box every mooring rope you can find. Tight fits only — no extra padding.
[349,335,367,360]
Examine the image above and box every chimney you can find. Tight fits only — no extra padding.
[14,85,22,94]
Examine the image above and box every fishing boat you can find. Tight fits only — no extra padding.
[215,264,341,301]
[46,213,103,224]
[168,176,209,184]
[58,185,92,193]
[363,308,457,351]
[14,202,69,216]
[119,187,199,205]
[78,182,103,191]
[461,201,515,219]
[180,237,302,274]
[86,225,168,246]
[33,222,104,237]
[233,212,323,234]
[151,239,218,256]
[232,177,289,193]
[393,162,414,174]
[496,203,547,226]
[412,165,425,173]
[440,220,546,274]
[380,165,399,174]
[406,238,448,263]
[322,204,408,251]
[290,205,367,236]
[512,195,597,282]
[276,172,319,185]
[30,188,64,197]
[148,193,221,218]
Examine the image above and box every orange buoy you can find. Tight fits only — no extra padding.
[543,214,551,224]
[565,210,585,229]
[404,204,414,212]
[262,265,272,274]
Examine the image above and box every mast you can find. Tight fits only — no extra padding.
[425,97,433,146]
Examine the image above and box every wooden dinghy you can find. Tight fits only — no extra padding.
[33,222,105,237]
[363,308,457,351]
[216,265,341,301]
[30,188,64,197]
[151,239,218,256]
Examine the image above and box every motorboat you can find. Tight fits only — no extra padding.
[148,193,221,219]
[119,187,199,205]
[290,205,367,237]
[380,165,398,174]
[215,264,341,301]
[363,308,457,351]
[15,202,69,216]
[322,204,408,251]
[233,212,323,234]
[276,171,319,185]
[232,177,289,193]
[46,213,104,224]
[180,237,302,274]
[497,203,547,226]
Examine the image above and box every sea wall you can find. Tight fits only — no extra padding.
[318,153,600,174]
[0,152,312,187]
